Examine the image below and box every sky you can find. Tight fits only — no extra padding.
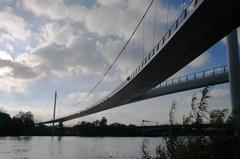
[0,0,239,126]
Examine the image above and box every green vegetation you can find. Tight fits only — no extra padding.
[140,87,240,159]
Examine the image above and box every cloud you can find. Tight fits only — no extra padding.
[41,22,76,46]
[97,38,129,80]
[5,43,14,53]
[21,0,180,39]
[19,0,183,81]
[21,0,140,38]
[98,39,124,64]
[0,51,42,93]
[68,90,110,102]
[21,0,86,21]
[0,0,230,125]
[84,0,181,40]
[0,77,27,93]
[189,51,210,67]
[0,59,38,79]
[0,7,30,40]
[31,33,107,77]
[84,0,144,38]
[15,52,41,67]
[0,107,7,113]
[0,33,14,42]
[61,89,111,112]
[210,88,230,99]
[0,63,38,93]
[68,91,88,100]
[0,50,13,60]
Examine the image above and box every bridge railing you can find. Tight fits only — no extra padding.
[71,65,228,119]
[127,0,203,84]
[155,65,228,88]
[55,0,206,118]
[81,0,205,112]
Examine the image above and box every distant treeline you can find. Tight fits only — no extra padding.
[36,117,144,136]
[0,110,234,137]
[0,111,143,136]
[0,87,235,137]
[0,111,35,136]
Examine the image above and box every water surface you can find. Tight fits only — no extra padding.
[0,136,163,159]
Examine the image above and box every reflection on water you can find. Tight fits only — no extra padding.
[57,136,62,142]
[15,136,32,141]
[0,137,163,159]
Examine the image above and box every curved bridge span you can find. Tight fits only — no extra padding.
[39,0,240,124]
[40,65,229,124]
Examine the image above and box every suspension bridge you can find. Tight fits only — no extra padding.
[39,0,240,125]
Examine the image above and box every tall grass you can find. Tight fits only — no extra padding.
[140,87,240,159]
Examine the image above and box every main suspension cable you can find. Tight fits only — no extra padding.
[59,0,155,107]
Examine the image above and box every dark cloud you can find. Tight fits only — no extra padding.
[33,35,108,76]
[0,59,38,79]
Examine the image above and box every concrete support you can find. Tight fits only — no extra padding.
[52,91,57,136]
[226,29,240,133]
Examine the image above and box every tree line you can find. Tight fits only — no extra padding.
[0,111,143,136]
[0,87,236,139]
[0,111,35,135]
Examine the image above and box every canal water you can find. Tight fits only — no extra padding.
[0,137,163,159]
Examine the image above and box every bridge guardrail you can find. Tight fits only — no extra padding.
[155,65,228,89]
[81,0,205,113]
[127,0,203,83]
[53,0,206,120]
[68,65,229,120]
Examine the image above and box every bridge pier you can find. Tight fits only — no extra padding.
[52,91,57,136]
[226,29,240,134]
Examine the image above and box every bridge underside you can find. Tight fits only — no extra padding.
[40,68,229,124]
[133,71,228,103]
[40,0,240,124]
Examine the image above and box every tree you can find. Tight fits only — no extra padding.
[14,111,35,133]
[100,117,107,127]
[0,112,11,135]
[58,122,64,129]
[93,120,100,127]
[166,101,178,157]
[10,117,24,135]
[210,108,229,125]
[57,122,64,135]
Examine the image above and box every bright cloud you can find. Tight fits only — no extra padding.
[0,33,14,42]
[21,0,179,39]
[5,43,14,53]
[21,0,86,21]
[0,50,13,60]
[0,7,30,40]
[0,77,27,93]
[0,51,42,93]
[41,22,76,46]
